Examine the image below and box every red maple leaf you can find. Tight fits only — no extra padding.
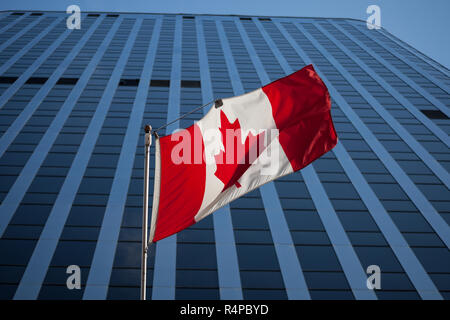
[214,110,265,192]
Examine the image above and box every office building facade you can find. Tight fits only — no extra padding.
[0,11,449,300]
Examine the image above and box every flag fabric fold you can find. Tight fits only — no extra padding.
[149,64,338,243]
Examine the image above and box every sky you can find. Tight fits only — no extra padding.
[1,0,449,69]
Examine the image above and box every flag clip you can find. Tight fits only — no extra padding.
[214,99,223,109]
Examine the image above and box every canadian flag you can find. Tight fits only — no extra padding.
[149,65,338,242]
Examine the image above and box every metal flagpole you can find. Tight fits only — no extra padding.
[141,124,152,300]
[139,100,219,300]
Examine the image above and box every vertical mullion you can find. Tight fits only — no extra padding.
[353,23,450,115]
[0,17,64,77]
[0,15,46,53]
[380,29,450,77]
[327,21,450,148]
[196,18,243,300]
[251,18,376,300]
[0,12,7,26]
[309,22,449,189]
[0,12,29,35]
[197,17,243,300]
[275,18,443,300]
[228,18,311,300]
[0,16,104,158]
[377,26,450,83]
[84,17,162,300]
[0,12,27,34]
[14,17,140,300]
[215,20,245,94]
[151,15,182,300]
[0,19,71,108]
[332,143,442,299]
[0,16,123,239]
[283,20,450,249]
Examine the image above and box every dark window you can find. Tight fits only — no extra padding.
[235,230,273,244]
[11,205,52,225]
[87,13,100,17]
[240,271,285,289]
[176,289,220,300]
[66,206,106,227]
[50,241,96,267]
[259,18,271,21]
[243,289,288,300]
[150,79,170,87]
[295,246,343,271]
[412,247,450,273]
[2,225,42,240]
[107,287,143,300]
[0,76,18,84]
[421,109,449,120]
[109,268,144,287]
[304,272,351,290]
[177,243,217,269]
[375,291,420,300]
[176,270,218,288]
[177,229,215,242]
[26,77,48,84]
[310,290,354,300]
[106,14,119,17]
[183,16,195,19]
[30,12,43,16]
[56,77,78,85]
[0,266,25,283]
[181,80,201,88]
[11,12,25,15]
[38,285,84,300]
[240,17,252,21]
[237,245,280,270]
[119,79,139,86]
[354,247,404,272]
[0,239,36,265]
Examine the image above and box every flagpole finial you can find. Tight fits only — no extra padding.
[144,125,152,147]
